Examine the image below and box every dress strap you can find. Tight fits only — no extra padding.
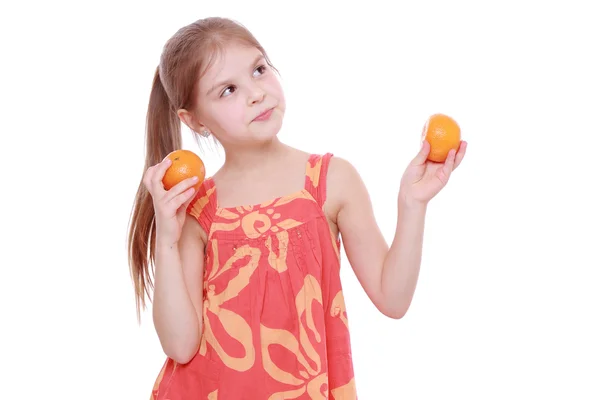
[186,177,217,235]
[304,153,334,208]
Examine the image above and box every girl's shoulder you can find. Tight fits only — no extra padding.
[186,177,218,234]
[324,154,366,208]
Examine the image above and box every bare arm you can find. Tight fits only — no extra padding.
[153,214,206,363]
[326,157,425,319]
[327,142,465,319]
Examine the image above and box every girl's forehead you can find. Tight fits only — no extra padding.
[199,44,262,89]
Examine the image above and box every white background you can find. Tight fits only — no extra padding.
[1,0,599,398]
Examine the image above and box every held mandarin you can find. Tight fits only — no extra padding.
[162,149,206,193]
[421,113,461,162]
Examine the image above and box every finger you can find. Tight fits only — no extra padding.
[411,139,431,166]
[172,186,197,211]
[165,176,200,202]
[453,141,468,170]
[142,165,158,192]
[440,148,457,181]
[151,158,173,193]
[181,186,198,210]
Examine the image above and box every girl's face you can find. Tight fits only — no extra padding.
[185,43,286,148]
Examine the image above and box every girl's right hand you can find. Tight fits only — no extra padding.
[143,157,199,247]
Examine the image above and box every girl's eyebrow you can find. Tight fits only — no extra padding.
[207,54,265,95]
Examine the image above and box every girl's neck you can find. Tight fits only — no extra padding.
[221,137,291,176]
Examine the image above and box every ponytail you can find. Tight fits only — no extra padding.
[127,67,182,322]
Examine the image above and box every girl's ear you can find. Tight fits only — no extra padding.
[177,108,207,133]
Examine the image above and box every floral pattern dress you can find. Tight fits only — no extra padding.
[150,153,357,399]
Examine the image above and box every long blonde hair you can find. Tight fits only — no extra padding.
[127,17,277,320]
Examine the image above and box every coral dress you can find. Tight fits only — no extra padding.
[150,153,357,399]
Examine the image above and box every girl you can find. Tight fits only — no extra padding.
[127,16,467,400]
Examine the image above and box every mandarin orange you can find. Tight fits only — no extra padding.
[162,149,205,193]
[421,113,461,162]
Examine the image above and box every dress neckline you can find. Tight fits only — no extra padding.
[207,154,316,212]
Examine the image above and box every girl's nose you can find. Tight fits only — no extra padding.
[248,85,266,105]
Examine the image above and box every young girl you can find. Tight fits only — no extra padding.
[128,16,466,400]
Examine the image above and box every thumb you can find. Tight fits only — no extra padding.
[411,139,430,166]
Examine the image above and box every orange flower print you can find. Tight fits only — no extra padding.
[198,241,261,372]
[265,231,289,272]
[154,154,358,399]
[331,378,357,399]
[330,290,349,330]
[261,275,329,399]
[210,191,313,239]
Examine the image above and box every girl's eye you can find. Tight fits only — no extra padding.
[221,86,236,97]
[219,65,266,97]
[253,65,267,77]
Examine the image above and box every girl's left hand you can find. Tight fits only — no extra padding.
[399,140,468,205]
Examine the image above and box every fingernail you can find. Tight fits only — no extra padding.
[192,176,199,181]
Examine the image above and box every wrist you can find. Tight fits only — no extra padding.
[398,193,428,212]
[155,238,179,254]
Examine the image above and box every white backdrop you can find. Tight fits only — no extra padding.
[2,0,599,398]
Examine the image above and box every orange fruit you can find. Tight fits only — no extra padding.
[421,113,461,162]
[162,149,205,193]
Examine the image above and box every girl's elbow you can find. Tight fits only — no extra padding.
[162,330,201,364]
[385,308,407,320]
[380,302,410,320]
[165,342,199,364]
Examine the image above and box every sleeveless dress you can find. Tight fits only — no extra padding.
[150,153,357,400]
